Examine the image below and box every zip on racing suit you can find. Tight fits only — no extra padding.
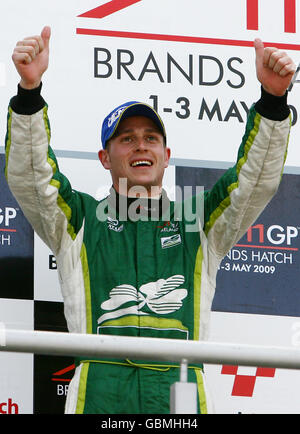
[4,84,291,414]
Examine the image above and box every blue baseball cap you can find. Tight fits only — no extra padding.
[101,101,166,149]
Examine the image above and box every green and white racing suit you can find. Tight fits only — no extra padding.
[5,85,291,414]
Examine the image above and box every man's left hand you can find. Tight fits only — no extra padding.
[255,38,296,96]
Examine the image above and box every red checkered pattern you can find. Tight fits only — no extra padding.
[221,365,276,397]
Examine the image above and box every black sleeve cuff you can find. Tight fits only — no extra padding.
[254,86,290,121]
[10,83,46,115]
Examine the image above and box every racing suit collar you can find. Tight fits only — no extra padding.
[107,186,170,221]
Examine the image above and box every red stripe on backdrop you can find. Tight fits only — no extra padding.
[76,28,300,51]
[285,0,296,33]
[78,0,142,19]
[235,244,298,251]
[247,0,259,30]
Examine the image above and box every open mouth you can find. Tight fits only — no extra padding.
[130,160,153,167]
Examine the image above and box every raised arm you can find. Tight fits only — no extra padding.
[6,27,85,256]
[203,40,296,258]
[12,26,51,90]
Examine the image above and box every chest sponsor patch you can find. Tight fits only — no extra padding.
[160,233,182,249]
[158,221,179,233]
[98,274,188,327]
[107,216,124,232]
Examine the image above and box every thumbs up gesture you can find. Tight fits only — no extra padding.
[12,26,51,89]
[254,38,296,96]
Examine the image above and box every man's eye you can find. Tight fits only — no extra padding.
[121,136,132,142]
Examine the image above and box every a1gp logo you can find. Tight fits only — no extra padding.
[0,322,6,347]
[247,224,298,246]
[0,207,17,227]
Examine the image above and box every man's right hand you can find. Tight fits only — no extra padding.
[12,26,51,90]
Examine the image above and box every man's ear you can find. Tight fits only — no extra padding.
[98,149,111,169]
[164,147,171,168]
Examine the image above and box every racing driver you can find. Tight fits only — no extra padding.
[5,26,296,413]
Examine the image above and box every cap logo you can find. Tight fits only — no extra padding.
[107,106,127,128]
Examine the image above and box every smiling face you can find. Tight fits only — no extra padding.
[99,115,170,197]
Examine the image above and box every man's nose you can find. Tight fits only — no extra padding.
[135,137,148,150]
